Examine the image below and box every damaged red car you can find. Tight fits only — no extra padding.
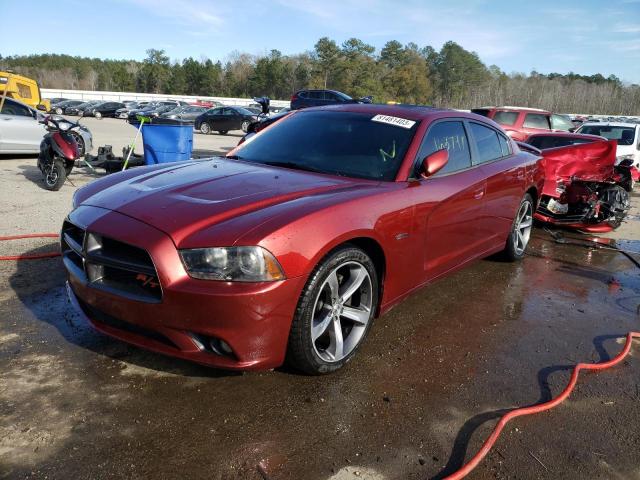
[532,138,632,232]
[63,105,543,374]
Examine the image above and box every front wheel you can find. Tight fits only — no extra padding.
[94,111,102,119]
[503,193,534,261]
[200,122,211,134]
[43,159,66,191]
[55,107,63,115]
[287,245,378,374]
[241,120,250,133]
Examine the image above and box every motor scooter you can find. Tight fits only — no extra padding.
[37,115,82,190]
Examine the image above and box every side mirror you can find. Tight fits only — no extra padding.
[36,104,47,111]
[420,149,449,178]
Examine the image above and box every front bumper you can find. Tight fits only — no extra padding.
[64,206,307,370]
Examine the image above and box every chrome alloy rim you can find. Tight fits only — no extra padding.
[514,200,533,255]
[311,261,373,363]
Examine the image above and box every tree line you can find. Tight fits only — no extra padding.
[2,38,639,115]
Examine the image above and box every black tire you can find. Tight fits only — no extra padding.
[503,193,534,261]
[241,120,250,133]
[55,107,63,115]
[218,130,228,135]
[287,245,379,375]
[200,122,211,134]
[43,159,66,191]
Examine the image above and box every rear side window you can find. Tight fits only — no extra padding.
[493,111,519,126]
[417,121,472,175]
[308,91,324,99]
[523,113,550,129]
[498,134,512,156]
[469,122,503,163]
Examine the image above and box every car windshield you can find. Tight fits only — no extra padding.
[232,110,418,181]
[578,125,636,145]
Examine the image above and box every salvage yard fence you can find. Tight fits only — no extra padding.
[41,88,290,108]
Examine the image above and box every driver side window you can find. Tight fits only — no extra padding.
[416,121,472,176]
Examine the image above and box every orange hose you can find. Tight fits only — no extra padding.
[0,233,60,260]
[443,331,640,479]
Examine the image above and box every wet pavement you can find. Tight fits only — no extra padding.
[1,212,639,479]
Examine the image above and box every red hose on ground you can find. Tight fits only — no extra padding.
[0,233,60,260]
[443,331,640,479]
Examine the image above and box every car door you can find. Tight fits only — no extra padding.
[223,108,242,130]
[469,121,526,246]
[411,120,490,282]
[205,107,224,129]
[0,99,45,153]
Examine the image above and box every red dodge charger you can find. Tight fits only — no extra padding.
[63,105,543,374]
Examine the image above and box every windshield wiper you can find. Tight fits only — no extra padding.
[263,161,336,175]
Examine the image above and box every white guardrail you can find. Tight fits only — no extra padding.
[41,88,290,108]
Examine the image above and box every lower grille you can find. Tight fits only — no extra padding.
[77,297,176,349]
[61,220,162,302]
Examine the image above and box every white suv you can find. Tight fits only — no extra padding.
[576,122,640,169]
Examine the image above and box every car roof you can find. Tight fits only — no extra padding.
[580,122,639,128]
[478,105,551,114]
[300,103,468,121]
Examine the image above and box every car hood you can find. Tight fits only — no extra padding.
[78,159,369,246]
[540,140,617,197]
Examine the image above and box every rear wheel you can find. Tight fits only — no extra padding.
[503,193,534,261]
[200,122,211,134]
[43,159,66,191]
[287,245,378,374]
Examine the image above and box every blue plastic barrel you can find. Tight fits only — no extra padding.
[131,118,193,165]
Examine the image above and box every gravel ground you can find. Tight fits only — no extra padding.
[1,124,639,480]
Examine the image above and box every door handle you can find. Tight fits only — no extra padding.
[473,189,484,200]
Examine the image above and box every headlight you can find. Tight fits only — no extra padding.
[59,122,71,131]
[179,246,285,282]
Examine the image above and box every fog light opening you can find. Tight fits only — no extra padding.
[210,338,234,356]
[190,333,236,358]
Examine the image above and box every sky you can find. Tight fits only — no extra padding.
[2,0,640,83]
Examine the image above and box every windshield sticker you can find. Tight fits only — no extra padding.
[371,114,416,129]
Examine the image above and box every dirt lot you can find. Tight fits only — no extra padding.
[1,121,639,479]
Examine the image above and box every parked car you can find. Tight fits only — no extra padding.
[49,100,84,115]
[89,101,125,118]
[238,109,291,144]
[524,132,605,150]
[115,101,149,119]
[194,106,258,134]
[0,97,46,153]
[575,122,640,169]
[191,100,223,108]
[0,97,92,156]
[47,97,68,106]
[126,101,189,121]
[65,101,102,116]
[160,105,207,122]
[533,140,631,232]
[63,104,543,373]
[291,89,372,110]
[471,106,573,141]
